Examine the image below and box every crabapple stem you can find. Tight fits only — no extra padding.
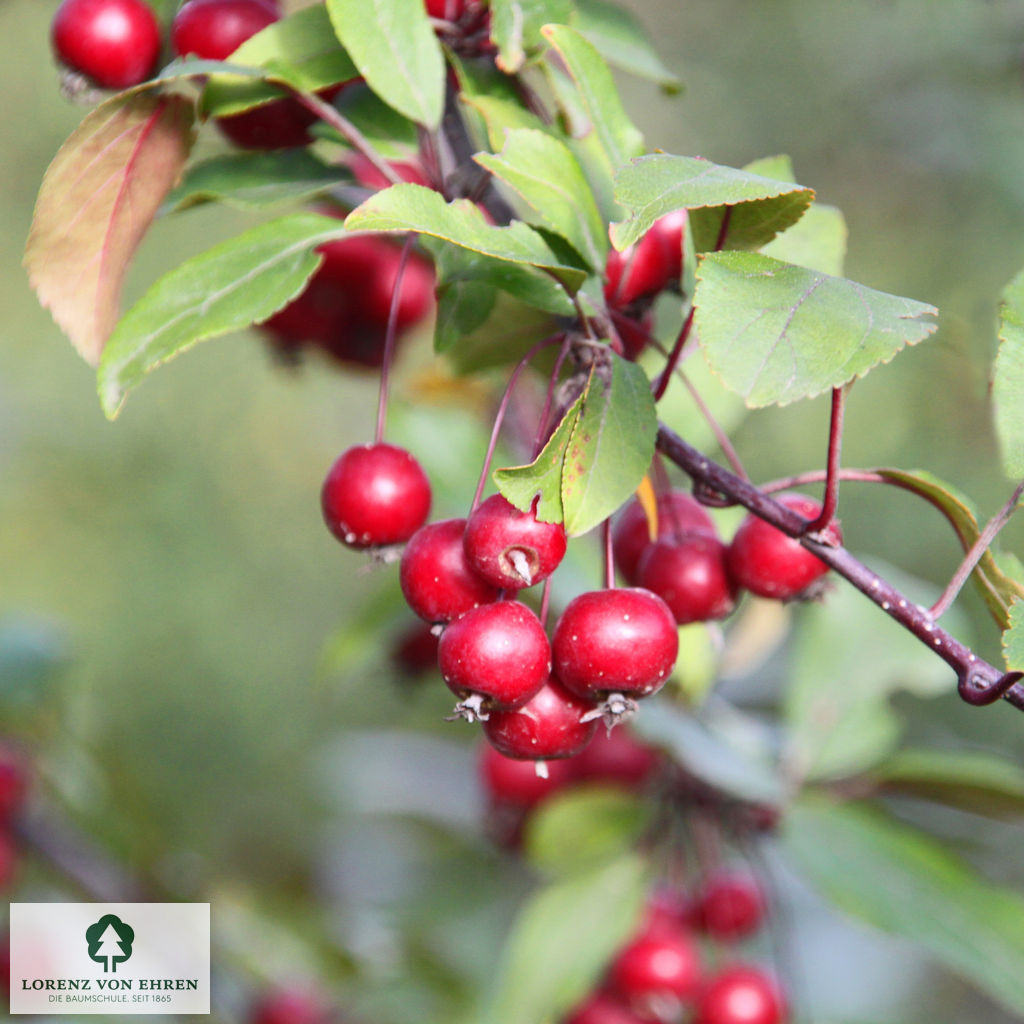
[760,469,887,492]
[604,517,616,589]
[802,384,848,536]
[534,335,572,457]
[929,478,1024,621]
[678,370,748,480]
[652,305,696,402]
[286,87,404,187]
[654,422,1024,712]
[469,334,563,512]
[539,575,553,629]
[374,236,415,445]
[713,206,734,252]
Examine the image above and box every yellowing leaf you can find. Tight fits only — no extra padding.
[25,94,194,366]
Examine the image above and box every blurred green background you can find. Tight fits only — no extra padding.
[4,0,1024,1020]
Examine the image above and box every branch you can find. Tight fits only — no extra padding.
[655,423,1024,711]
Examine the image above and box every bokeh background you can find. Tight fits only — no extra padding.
[3,1,1024,1020]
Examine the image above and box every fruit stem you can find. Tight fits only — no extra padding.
[539,575,553,629]
[469,334,563,513]
[651,305,695,402]
[800,384,848,536]
[759,469,887,492]
[655,422,1024,712]
[374,236,415,445]
[677,370,748,480]
[929,478,1024,621]
[286,87,405,187]
[713,206,734,252]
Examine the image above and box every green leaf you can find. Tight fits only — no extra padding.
[475,129,608,270]
[572,0,681,91]
[486,854,647,1024]
[992,267,1024,480]
[495,394,584,524]
[876,469,1024,630]
[461,94,552,154]
[610,155,814,253]
[201,4,359,116]
[784,563,958,783]
[344,183,586,291]
[330,79,420,156]
[869,748,1024,819]
[785,797,1024,1017]
[694,252,938,407]
[542,25,644,176]
[489,0,574,73]
[326,0,444,128]
[761,201,847,277]
[163,150,342,211]
[1003,598,1024,670]
[97,213,343,418]
[561,357,658,535]
[524,788,651,876]
[433,278,497,354]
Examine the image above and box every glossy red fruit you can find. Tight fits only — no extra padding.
[609,926,702,1010]
[464,495,567,590]
[613,491,717,584]
[51,0,161,89]
[604,211,687,309]
[552,589,679,703]
[321,443,431,549]
[0,746,28,823]
[425,0,469,18]
[171,0,277,60]
[215,101,320,150]
[250,988,328,1024]
[570,726,660,789]
[694,965,785,1024]
[439,601,551,713]
[692,873,765,942]
[349,153,430,190]
[483,677,599,761]
[727,493,841,600]
[400,519,500,624]
[642,886,691,937]
[635,535,737,625]
[564,990,649,1024]
[479,742,575,808]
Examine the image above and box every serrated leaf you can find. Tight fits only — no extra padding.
[495,395,584,523]
[870,748,1024,819]
[433,277,497,354]
[345,183,586,291]
[542,25,644,177]
[785,797,1024,1017]
[489,0,574,73]
[201,5,359,116]
[163,150,341,212]
[785,563,958,783]
[97,213,344,417]
[610,155,814,253]
[1003,598,1024,670]
[25,94,194,366]
[562,357,658,535]
[486,854,647,1024]
[524,788,650,876]
[461,94,552,153]
[326,0,444,128]
[992,268,1024,479]
[572,0,681,91]
[877,468,1024,629]
[694,251,938,407]
[476,129,607,270]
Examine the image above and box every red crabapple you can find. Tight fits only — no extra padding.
[51,0,161,89]
[320,443,431,549]
[608,925,702,1014]
[693,965,785,1024]
[400,519,499,624]
[463,494,567,589]
[635,535,737,625]
[691,872,765,942]
[478,742,575,809]
[439,601,551,720]
[727,493,841,600]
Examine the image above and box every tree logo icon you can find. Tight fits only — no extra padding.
[85,914,135,973]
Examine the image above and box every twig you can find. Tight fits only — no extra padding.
[801,385,848,535]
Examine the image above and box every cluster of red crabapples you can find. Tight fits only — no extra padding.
[321,436,840,770]
[563,877,784,1024]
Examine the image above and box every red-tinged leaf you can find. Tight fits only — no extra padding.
[25,93,195,366]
